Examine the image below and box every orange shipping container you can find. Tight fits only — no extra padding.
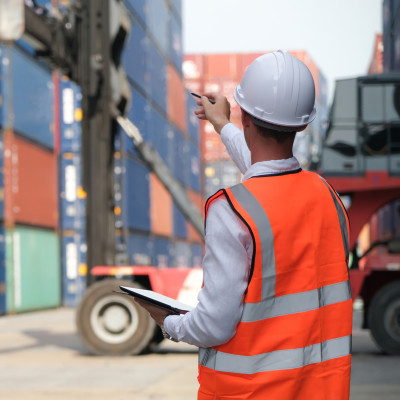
[167,63,187,133]
[4,133,58,228]
[149,173,173,236]
[186,188,205,242]
[183,55,205,80]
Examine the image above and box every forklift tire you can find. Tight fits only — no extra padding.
[368,281,400,355]
[76,279,157,356]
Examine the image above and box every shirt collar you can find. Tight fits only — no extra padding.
[242,157,301,181]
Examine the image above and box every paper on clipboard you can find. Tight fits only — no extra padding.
[119,286,194,314]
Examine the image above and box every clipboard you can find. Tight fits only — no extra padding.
[116,286,194,314]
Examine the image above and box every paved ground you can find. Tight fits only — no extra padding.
[0,308,399,399]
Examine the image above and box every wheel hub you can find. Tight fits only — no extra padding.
[90,295,139,344]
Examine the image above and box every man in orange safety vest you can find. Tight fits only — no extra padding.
[137,50,352,400]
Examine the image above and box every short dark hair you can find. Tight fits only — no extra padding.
[254,124,297,143]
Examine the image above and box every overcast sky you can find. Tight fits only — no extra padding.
[182,0,383,102]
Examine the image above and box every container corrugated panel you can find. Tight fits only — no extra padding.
[122,157,151,232]
[150,173,173,236]
[172,129,190,185]
[126,232,154,265]
[5,226,61,313]
[124,0,147,25]
[186,189,204,242]
[186,92,200,144]
[394,15,400,70]
[146,0,169,55]
[60,154,86,231]
[169,10,183,74]
[173,241,192,268]
[59,78,82,154]
[173,203,187,239]
[189,141,201,192]
[153,236,173,267]
[4,134,58,228]
[191,242,203,268]
[205,54,239,80]
[147,40,167,113]
[169,0,182,17]
[61,230,87,307]
[150,109,174,171]
[123,20,148,94]
[7,46,55,149]
[0,226,5,315]
[167,63,187,132]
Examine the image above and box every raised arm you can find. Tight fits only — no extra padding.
[194,93,251,174]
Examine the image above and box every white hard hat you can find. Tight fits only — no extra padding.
[234,50,316,131]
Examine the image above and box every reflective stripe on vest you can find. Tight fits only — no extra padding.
[200,174,351,376]
[199,335,352,374]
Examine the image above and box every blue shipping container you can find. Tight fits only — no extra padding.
[189,141,201,192]
[61,231,87,307]
[59,78,82,153]
[146,0,169,56]
[169,0,182,17]
[169,10,183,74]
[0,45,54,149]
[173,241,192,268]
[191,243,203,268]
[121,157,151,232]
[126,232,154,265]
[123,20,148,94]
[186,92,200,144]
[173,203,187,239]
[153,236,174,267]
[124,0,147,26]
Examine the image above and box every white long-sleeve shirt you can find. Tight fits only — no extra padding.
[163,123,301,348]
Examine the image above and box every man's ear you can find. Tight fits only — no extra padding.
[241,109,251,128]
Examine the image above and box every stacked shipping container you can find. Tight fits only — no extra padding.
[184,51,328,196]
[0,0,203,315]
[0,44,61,313]
[115,0,203,269]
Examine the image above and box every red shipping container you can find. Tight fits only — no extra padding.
[149,173,173,236]
[167,63,187,133]
[186,188,205,242]
[205,54,239,80]
[4,133,58,228]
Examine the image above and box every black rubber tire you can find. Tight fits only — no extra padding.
[76,279,157,355]
[368,281,400,355]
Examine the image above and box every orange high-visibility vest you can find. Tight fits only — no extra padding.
[198,169,352,400]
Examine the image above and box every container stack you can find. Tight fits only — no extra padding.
[58,77,87,307]
[383,0,400,72]
[0,44,61,314]
[114,0,203,268]
[183,51,329,196]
